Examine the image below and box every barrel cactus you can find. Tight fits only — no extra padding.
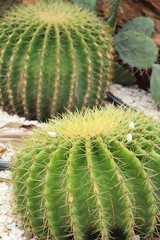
[12,106,160,240]
[0,1,114,121]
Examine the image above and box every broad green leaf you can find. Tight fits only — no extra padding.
[113,63,136,86]
[120,17,155,37]
[115,31,158,69]
[107,0,121,30]
[151,64,160,107]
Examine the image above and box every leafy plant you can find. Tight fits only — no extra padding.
[63,0,121,21]
[71,0,97,12]
[115,30,158,69]
[114,16,160,107]
[113,63,136,86]
[119,16,155,37]
[0,1,114,121]
[151,64,160,107]
[115,17,159,69]
[12,106,160,240]
[107,0,121,30]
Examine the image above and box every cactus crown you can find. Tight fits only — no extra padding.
[39,106,143,138]
[13,106,160,240]
[5,1,99,25]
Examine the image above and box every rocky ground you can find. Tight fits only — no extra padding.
[0,111,39,240]
[0,83,159,240]
[109,83,160,120]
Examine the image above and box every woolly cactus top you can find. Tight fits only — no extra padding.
[3,1,107,27]
[31,106,160,140]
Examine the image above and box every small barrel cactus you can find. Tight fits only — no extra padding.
[13,106,160,240]
[0,1,114,121]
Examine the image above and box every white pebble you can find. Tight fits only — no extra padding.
[9,232,23,240]
[0,215,8,224]
[1,236,11,240]
[133,235,140,240]
[11,227,24,236]
[6,217,13,224]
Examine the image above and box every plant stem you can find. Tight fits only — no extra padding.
[107,0,121,30]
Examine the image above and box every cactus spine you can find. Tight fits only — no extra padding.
[13,106,160,240]
[0,1,114,121]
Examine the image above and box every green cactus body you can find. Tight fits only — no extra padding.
[12,106,160,240]
[0,1,114,121]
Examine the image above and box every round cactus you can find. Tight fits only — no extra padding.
[0,1,114,121]
[12,106,160,240]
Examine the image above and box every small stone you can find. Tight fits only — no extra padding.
[1,227,9,234]
[6,216,13,224]
[11,227,24,236]
[0,146,7,153]
[0,215,7,224]
[9,232,24,240]
[133,235,140,240]
[31,236,38,240]
[1,236,11,240]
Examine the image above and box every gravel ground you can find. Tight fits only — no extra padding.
[0,83,160,240]
[0,111,39,240]
[109,83,160,120]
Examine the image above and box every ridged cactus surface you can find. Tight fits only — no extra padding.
[13,106,160,240]
[0,1,113,121]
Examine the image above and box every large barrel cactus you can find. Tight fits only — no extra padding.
[0,1,114,121]
[13,106,160,240]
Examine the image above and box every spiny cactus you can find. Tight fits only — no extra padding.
[0,1,114,121]
[12,106,160,240]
